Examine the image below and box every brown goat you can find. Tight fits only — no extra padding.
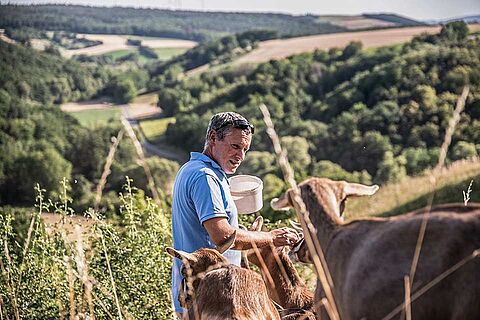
[271,177,480,320]
[245,216,315,320]
[166,232,280,320]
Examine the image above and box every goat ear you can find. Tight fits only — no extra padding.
[344,182,379,197]
[217,230,236,254]
[250,216,263,231]
[270,190,292,211]
[166,247,197,264]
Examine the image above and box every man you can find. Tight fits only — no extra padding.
[171,111,299,317]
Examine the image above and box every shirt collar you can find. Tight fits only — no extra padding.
[190,152,228,180]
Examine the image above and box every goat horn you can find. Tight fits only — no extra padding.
[250,215,264,231]
[344,183,379,197]
[217,230,237,254]
[270,195,291,211]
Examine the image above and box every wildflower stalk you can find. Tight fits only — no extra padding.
[99,231,123,320]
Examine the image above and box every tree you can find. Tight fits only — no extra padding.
[112,77,137,104]
[374,151,406,184]
[119,157,180,197]
[237,151,277,177]
[280,136,311,180]
[352,131,393,175]
[440,21,469,42]
[401,147,439,175]
[341,41,363,60]
[451,141,478,161]
[10,146,72,203]
[311,160,371,184]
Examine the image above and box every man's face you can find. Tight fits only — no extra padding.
[210,128,252,174]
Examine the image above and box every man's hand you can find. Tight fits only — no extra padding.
[270,227,300,247]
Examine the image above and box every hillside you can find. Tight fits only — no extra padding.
[234,24,480,64]
[319,14,424,30]
[0,39,108,104]
[0,39,178,210]
[345,158,480,219]
[0,4,346,42]
[159,22,480,190]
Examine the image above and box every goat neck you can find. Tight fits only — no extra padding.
[300,180,343,246]
[249,245,314,310]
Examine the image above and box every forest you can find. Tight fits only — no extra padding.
[0,40,179,211]
[162,22,480,185]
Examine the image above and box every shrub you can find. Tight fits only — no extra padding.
[0,179,174,319]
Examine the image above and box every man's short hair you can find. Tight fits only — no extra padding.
[204,112,254,147]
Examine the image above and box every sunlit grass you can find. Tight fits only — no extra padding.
[131,92,159,105]
[153,47,188,61]
[102,49,136,60]
[345,158,480,220]
[138,117,176,141]
[70,108,121,126]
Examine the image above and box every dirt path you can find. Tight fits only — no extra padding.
[0,29,16,44]
[234,24,480,64]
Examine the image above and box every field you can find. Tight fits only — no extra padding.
[138,117,176,141]
[69,107,122,126]
[153,47,189,61]
[235,24,480,64]
[62,34,197,58]
[103,47,188,63]
[101,49,134,60]
[317,15,398,30]
[61,92,161,126]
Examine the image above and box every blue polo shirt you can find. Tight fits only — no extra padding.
[171,152,240,313]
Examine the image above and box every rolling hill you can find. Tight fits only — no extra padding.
[0,4,424,42]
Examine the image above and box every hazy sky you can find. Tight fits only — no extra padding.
[6,0,480,21]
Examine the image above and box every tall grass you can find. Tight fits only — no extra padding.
[0,179,174,319]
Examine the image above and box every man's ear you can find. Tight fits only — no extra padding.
[208,130,216,143]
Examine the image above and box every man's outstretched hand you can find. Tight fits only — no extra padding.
[270,227,300,247]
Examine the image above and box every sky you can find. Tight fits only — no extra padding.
[5,0,480,21]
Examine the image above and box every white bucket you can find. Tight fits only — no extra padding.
[229,175,263,214]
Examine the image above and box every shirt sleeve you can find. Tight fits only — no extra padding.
[191,173,228,224]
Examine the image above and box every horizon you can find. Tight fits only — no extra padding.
[4,0,480,21]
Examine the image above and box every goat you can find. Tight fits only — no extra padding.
[166,231,280,320]
[245,216,315,320]
[271,177,480,320]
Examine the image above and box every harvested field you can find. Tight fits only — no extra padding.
[61,92,161,123]
[63,34,197,58]
[235,24,480,64]
[318,15,397,30]
[61,97,114,112]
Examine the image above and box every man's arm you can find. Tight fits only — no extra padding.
[203,217,299,250]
